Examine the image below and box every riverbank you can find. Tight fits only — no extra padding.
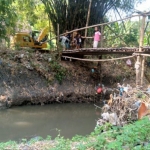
[1,117,150,150]
[0,49,99,108]
[0,49,150,149]
[0,48,149,109]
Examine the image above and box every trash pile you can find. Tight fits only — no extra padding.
[96,83,150,126]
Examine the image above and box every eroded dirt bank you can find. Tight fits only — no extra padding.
[0,49,148,108]
[0,49,100,108]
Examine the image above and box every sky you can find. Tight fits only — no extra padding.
[135,0,150,12]
[107,0,150,21]
[132,0,150,21]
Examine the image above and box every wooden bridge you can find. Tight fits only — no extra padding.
[55,12,150,87]
[62,47,150,57]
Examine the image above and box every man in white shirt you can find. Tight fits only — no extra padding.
[59,36,70,50]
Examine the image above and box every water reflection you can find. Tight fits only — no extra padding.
[0,103,98,142]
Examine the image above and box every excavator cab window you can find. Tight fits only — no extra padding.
[23,36,31,42]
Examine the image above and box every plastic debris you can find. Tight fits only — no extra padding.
[91,69,95,73]
[126,59,132,66]
[97,87,102,94]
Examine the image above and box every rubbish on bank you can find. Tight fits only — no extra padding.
[96,84,150,126]
[138,102,150,119]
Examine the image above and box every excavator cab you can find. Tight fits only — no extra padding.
[11,27,49,49]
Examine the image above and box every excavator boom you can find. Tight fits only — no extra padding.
[37,27,49,42]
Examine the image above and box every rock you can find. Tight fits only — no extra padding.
[0,95,12,109]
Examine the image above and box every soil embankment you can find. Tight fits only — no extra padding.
[0,49,99,108]
[0,49,148,109]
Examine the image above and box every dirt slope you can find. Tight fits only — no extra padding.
[0,49,148,108]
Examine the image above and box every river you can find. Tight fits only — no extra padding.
[0,103,100,142]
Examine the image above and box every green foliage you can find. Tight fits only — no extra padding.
[21,138,27,143]
[50,61,66,84]
[0,141,17,150]
[52,137,71,150]
[41,0,141,34]
[136,92,146,99]
[46,135,52,140]
[72,135,85,142]
[0,0,17,42]
[11,0,55,49]
[74,117,150,150]
[124,28,139,46]
[104,20,140,47]
[12,0,49,29]
[28,136,43,144]
[145,22,150,46]
[105,117,150,150]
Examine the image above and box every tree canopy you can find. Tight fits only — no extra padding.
[0,0,17,41]
[41,0,143,34]
[0,0,145,44]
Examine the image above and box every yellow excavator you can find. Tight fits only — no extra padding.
[11,27,49,49]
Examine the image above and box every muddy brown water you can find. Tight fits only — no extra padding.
[0,103,100,142]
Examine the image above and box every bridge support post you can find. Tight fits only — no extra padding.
[98,55,102,84]
[57,23,61,60]
[57,23,59,51]
[139,15,146,87]
[136,15,146,87]
[141,56,146,86]
[100,25,103,47]
[135,56,141,87]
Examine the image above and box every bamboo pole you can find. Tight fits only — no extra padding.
[62,55,134,62]
[136,53,150,57]
[135,56,141,87]
[48,15,51,50]
[97,55,102,84]
[57,23,59,51]
[136,15,146,87]
[100,25,103,47]
[85,0,92,37]
[141,56,146,86]
[140,15,146,86]
[139,16,146,52]
[57,23,62,60]
[84,0,92,48]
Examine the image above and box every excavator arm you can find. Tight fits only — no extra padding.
[37,27,49,43]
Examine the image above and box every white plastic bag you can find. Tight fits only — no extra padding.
[126,59,132,66]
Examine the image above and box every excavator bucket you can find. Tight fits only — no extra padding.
[37,27,49,42]
[138,102,148,119]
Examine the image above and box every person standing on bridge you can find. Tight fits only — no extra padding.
[65,30,71,50]
[59,35,70,51]
[93,27,101,48]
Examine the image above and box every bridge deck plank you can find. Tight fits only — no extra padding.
[62,47,150,57]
